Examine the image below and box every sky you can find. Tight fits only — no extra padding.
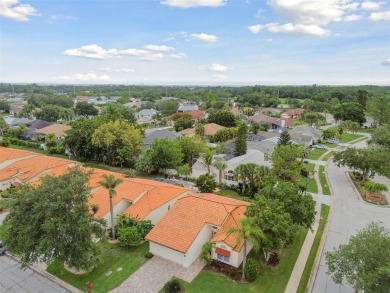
[0,0,389,85]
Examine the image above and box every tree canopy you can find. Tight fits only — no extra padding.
[333,102,366,125]
[326,222,390,293]
[4,167,105,270]
[268,145,302,182]
[208,110,237,127]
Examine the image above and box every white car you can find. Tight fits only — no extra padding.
[314,144,327,149]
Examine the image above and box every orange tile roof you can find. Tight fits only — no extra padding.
[203,123,225,136]
[0,155,72,182]
[35,124,71,137]
[146,193,249,253]
[123,186,189,220]
[89,179,189,218]
[0,147,36,163]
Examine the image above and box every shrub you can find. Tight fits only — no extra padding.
[0,203,4,212]
[300,168,309,177]
[162,278,182,293]
[195,174,217,193]
[244,258,260,282]
[118,227,142,247]
[0,138,10,147]
[199,242,212,265]
[144,252,154,259]
[0,190,11,198]
[209,128,238,143]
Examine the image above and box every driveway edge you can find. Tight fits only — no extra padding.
[6,253,82,293]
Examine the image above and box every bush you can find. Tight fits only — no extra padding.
[162,278,182,293]
[0,190,11,199]
[209,128,237,143]
[195,174,217,193]
[199,242,212,265]
[144,252,154,259]
[48,146,65,154]
[244,258,260,282]
[0,138,10,147]
[118,227,142,247]
[0,203,4,212]
[300,168,309,177]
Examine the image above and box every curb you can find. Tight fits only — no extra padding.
[6,253,82,293]
[306,157,333,293]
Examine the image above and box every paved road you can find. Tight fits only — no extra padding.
[312,140,390,292]
[0,255,71,293]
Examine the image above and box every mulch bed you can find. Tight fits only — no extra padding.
[204,260,250,283]
[349,172,389,205]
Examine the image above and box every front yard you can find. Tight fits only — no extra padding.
[307,149,327,161]
[182,227,308,293]
[47,241,149,293]
[299,163,318,194]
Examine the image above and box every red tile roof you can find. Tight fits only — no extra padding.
[146,193,249,253]
[0,147,36,163]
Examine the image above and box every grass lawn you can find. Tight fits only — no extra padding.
[319,166,330,195]
[297,205,330,293]
[47,241,149,293]
[351,137,367,144]
[307,149,327,161]
[321,152,333,162]
[216,190,250,202]
[299,163,318,193]
[339,133,364,143]
[182,227,308,293]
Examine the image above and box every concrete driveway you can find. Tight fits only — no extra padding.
[312,140,390,292]
[0,255,71,293]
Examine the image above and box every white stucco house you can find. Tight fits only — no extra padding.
[146,193,252,268]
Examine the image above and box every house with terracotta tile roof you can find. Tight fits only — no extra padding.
[34,123,71,137]
[146,193,252,268]
[281,108,305,119]
[180,123,225,137]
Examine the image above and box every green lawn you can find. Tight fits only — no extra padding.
[307,149,327,161]
[351,137,367,144]
[339,133,364,143]
[216,190,250,201]
[321,152,333,162]
[183,227,308,293]
[297,205,330,293]
[47,242,149,293]
[319,166,330,195]
[299,163,318,193]
[0,224,8,239]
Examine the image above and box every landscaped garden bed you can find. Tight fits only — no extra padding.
[349,172,388,205]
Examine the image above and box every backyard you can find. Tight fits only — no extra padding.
[47,242,149,293]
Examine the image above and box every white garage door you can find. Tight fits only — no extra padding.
[149,242,184,266]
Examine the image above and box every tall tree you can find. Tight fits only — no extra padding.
[4,168,105,270]
[200,148,215,174]
[146,138,184,173]
[277,130,291,146]
[226,217,263,279]
[370,124,390,149]
[326,222,390,293]
[177,136,206,165]
[356,89,368,109]
[366,96,390,127]
[98,174,124,240]
[75,101,99,117]
[91,120,143,167]
[235,122,248,156]
[269,145,302,182]
[208,110,237,127]
[213,158,227,184]
[333,102,366,125]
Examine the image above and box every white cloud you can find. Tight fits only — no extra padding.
[169,53,188,59]
[343,14,362,21]
[57,73,110,81]
[382,58,390,66]
[190,33,218,42]
[144,44,175,51]
[266,23,330,36]
[48,14,77,24]
[369,10,390,21]
[138,53,164,62]
[100,67,134,73]
[248,24,265,34]
[161,0,226,8]
[361,1,383,10]
[63,45,150,59]
[199,63,231,72]
[0,0,39,21]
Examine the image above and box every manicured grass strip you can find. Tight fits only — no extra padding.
[307,149,327,161]
[319,166,330,196]
[296,205,330,293]
[47,242,149,293]
[351,137,367,144]
[0,224,9,239]
[299,163,318,193]
[183,227,308,293]
[339,133,364,143]
[321,152,333,161]
[216,190,250,201]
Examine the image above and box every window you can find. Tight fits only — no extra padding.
[217,254,230,263]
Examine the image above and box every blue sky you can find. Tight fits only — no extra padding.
[0,0,389,85]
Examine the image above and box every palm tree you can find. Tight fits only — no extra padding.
[98,174,124,240]
[213,158,227,185]
[226,217,263,279]
[200,149,215,175]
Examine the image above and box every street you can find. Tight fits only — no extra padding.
[312,140,390,292]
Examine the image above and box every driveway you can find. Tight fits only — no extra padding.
[111,256,204,293]
[0,255,71,293]
[311,156,390,292]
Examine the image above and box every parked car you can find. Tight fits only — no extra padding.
[0,241,5,256]
[314,144,327,149]
[327,138,340,144]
